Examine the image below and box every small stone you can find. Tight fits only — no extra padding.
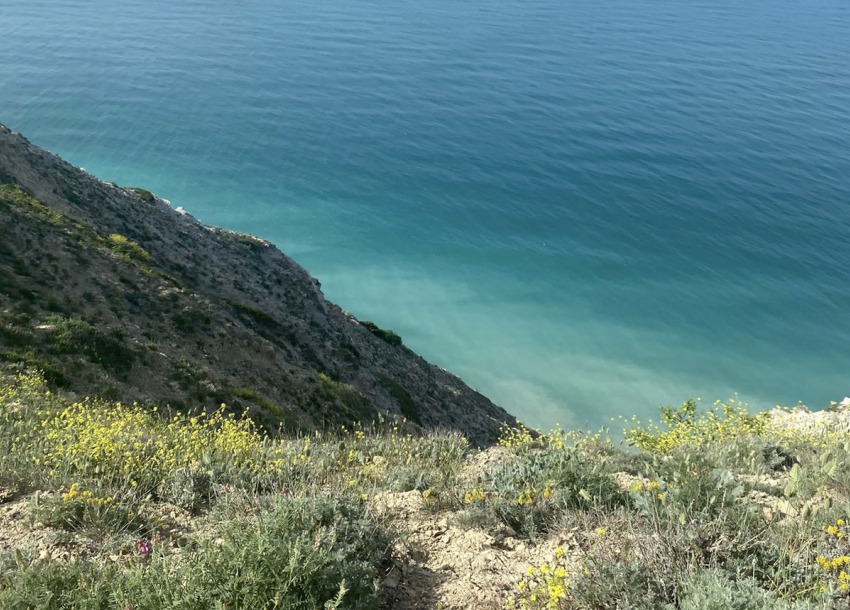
[384,570,400,589]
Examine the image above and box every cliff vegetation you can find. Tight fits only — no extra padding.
[0,123,518,446]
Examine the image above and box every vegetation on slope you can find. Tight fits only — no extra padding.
[0,180,382,432]
[0,371,457,609]
[0,126,519,445]
[2,372,850,609]
[360,322,403,348]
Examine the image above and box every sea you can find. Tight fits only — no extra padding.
[2,0,849,431]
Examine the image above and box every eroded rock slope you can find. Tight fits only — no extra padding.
[0,123,517,445]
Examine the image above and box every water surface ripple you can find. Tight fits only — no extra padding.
[2,0,849,428]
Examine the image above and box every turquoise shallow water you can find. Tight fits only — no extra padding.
[2,0,849,429]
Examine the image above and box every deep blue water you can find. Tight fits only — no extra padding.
[2,0,849,430]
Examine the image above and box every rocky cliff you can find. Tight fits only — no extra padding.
[0,123,518,445]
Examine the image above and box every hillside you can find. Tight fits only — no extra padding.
[7,124,850,610]
[0,123,517,446]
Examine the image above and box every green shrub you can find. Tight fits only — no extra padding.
[158,465,212,513]
[105,233,150,262]
[193,496,387,607]
[360,321,402,347]
[676,569,825,610]
[0,496,388,610]
[127,187,155,204]
[0,349,69,388]
[0,324,33,347]
[377,374,420,425]
[30,484,159,541]
[487,448,626,538]
[802,445,850,500]
[624,399,767,455]
[231,387,281,412]
[0,184,65,226]
[46,316,134,373]
[315,374,373,422]
[0,558,108,610]
[645,452,746,519]
[626,452,785,591]
[172,308,210,333]
[171,357,207,388]
[569,560,673,610]
[228,300,281,329]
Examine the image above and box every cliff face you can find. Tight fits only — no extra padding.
[0,123,518,445]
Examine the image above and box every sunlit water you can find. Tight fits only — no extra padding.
[2,0,849,430]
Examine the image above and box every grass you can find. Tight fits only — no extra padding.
[2,372,850,608]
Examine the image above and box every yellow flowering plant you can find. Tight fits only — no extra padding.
[815,518,850,593]
[623,398,768,455]
[32,483,163,540]
[507,548,570,610]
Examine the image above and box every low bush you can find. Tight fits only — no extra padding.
[676,569,824,610]
[624,398,767,456]
[46,316,134,373]
[0,497,389,610]
[104,233,150,262]
[360,321,402,347]
[376,374,420,425]
[569,560,673,610]
[227,300,280,329]
[127,187,155,204]
[158,465,212,513]
[479,447,625,538]
[29,484,173,546]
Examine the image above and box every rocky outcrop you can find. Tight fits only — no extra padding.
[0,123,518,445]
[765,397,850,437]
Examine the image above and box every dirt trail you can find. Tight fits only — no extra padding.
[375,449,579,610]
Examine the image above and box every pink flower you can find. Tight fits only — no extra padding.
[135,539,151,556]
